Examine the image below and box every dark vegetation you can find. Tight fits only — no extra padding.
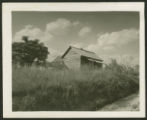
[12,60,139,111]
[12,36,49,66]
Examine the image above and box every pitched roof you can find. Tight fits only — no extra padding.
[62,46,103,61]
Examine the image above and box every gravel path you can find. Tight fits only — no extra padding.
[99,92,139,111]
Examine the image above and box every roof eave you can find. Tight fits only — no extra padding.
[81,55,103,61]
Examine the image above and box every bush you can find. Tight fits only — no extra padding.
[12,60,139,111]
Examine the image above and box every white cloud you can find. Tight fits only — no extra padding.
[13,25,43,42]
[47,48,61,62]
[87,28,139,52]
[13,25,54,46]
[97,28,138,48]
[13,18,74,43]
[70,43,84,48]
[13,18,76,43]
[46,18,72,36]
[42,32,53,43]
[79,26,91,37]
[86,28,139,65]
[13,18,83,45]
[46,18,71,31]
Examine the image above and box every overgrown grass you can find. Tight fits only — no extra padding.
[12,60,139,111]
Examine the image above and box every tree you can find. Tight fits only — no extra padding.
[12,36,49,66]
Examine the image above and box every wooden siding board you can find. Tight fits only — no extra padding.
[63,48,81,70]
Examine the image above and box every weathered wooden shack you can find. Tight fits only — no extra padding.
[61,46,103,70]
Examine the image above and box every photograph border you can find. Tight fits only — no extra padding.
[1,0,146,119]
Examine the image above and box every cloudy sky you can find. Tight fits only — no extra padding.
[12,12,139,65]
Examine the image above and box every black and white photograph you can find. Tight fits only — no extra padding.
[2,2,145,118]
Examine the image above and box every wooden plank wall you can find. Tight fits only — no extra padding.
[63,49,81,70]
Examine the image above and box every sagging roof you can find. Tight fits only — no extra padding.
[61,46,103,61]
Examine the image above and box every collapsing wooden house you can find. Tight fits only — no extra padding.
[61,46,103,70]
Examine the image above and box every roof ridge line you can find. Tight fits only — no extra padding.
[70,45,95,54]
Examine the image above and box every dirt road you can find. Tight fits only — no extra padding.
[99,92,139,111]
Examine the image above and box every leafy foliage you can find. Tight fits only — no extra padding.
[12,36,49,66]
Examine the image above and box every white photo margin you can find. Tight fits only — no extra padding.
[2,2,145,118]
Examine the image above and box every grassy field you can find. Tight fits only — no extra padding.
[12,60,139,111]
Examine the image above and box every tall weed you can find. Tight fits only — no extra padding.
[12,60,139,111]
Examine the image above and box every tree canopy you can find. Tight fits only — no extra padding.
[12,36,49,66]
